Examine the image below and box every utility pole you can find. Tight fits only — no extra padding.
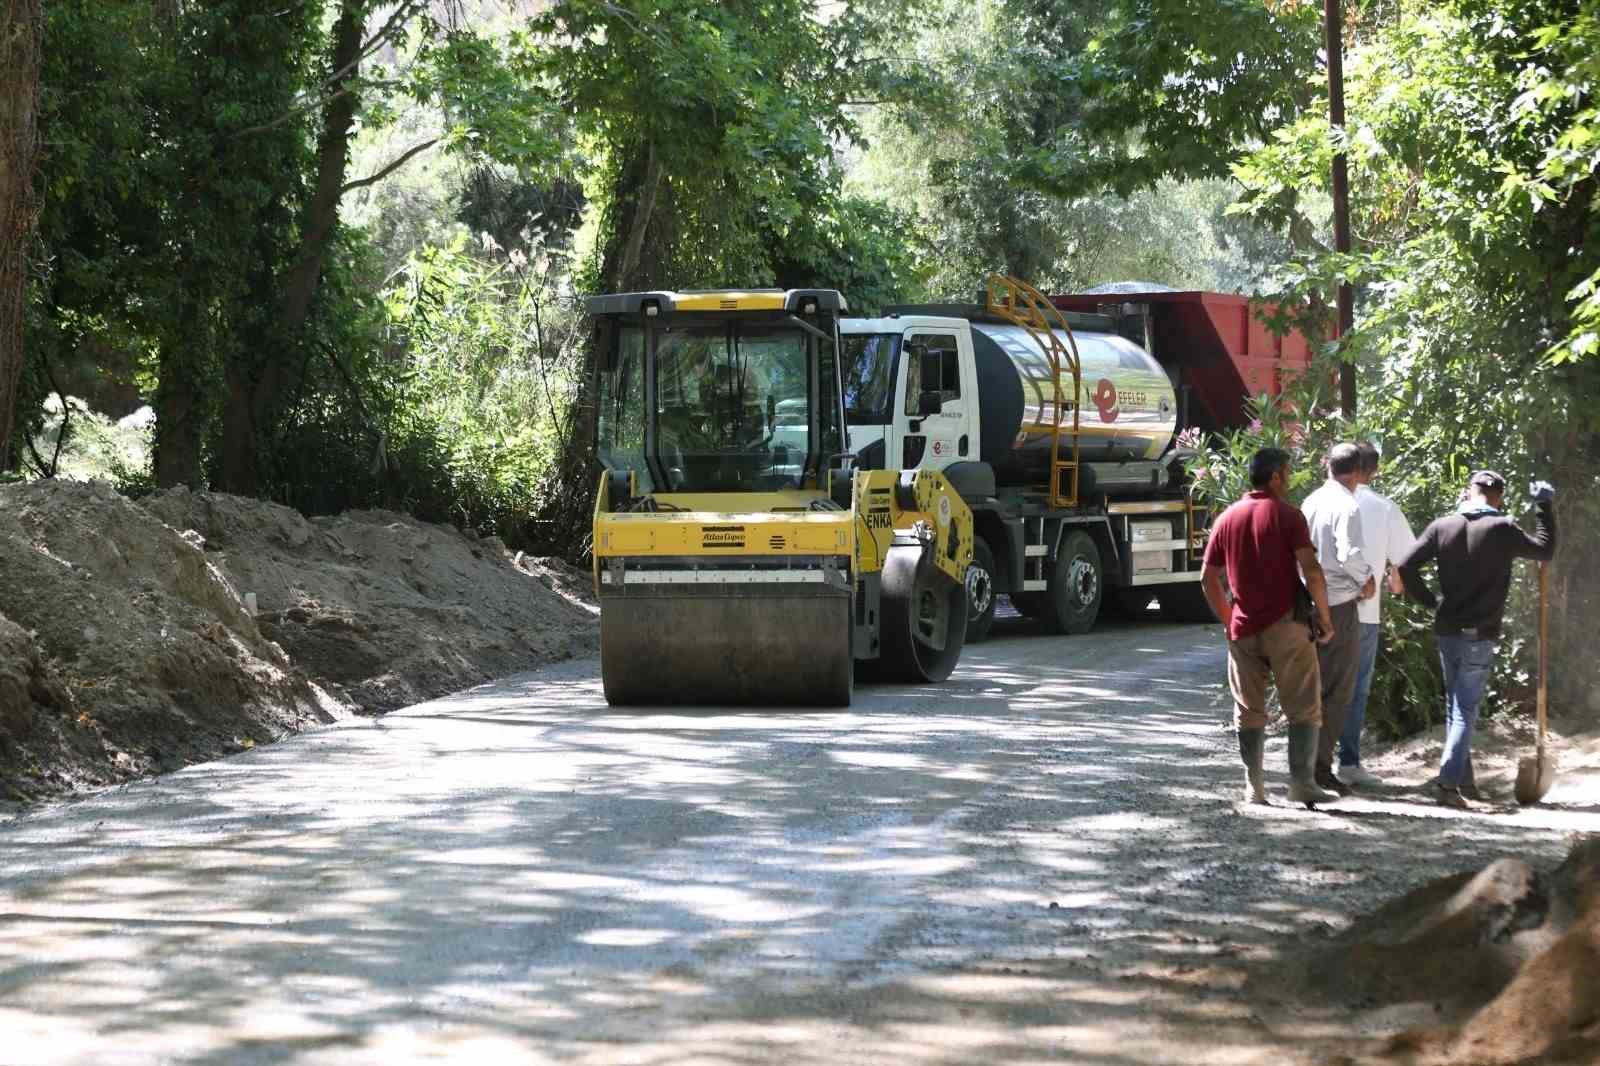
[1325,0,1356,417]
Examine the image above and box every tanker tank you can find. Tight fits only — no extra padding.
[968,322,1178,491]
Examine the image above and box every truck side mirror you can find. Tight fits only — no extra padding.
[918,390,943,417]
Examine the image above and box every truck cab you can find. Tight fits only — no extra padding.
[840,316,980,476]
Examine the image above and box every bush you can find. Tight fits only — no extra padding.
[262,234,581,550]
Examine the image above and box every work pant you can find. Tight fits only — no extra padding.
[1438,634,1496,788]
[1315,600,1361,778]
[1338,622,1381,768]
[1226,611,1322,731]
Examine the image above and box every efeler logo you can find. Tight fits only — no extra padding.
[1093,378,1120,423]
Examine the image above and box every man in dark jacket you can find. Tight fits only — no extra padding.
[1396,471,1556,808]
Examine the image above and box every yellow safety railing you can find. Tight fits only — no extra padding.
[983,275,1081,509]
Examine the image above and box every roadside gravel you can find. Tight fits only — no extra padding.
[0,615,1593,1064]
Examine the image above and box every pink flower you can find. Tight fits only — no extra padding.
[1249,419,1264,433]
[1193,466,1209,479]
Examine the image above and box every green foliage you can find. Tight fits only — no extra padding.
[1184,394,1312,508]
[536,0,916,290]
[850,0,1305,296]
[1514,4,1600,364]
[773,196,932,315]
[1230,0,1600,732]
[1019,0,1323,197]
[383,236,580,539]
[260,233,580,545]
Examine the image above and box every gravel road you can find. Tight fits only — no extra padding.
[1,616,1593,1065]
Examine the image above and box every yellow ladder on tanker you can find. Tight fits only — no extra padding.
[983,275,1082,509]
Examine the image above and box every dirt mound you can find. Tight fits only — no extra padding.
[0,611,114,800]
[1287,838,1600,1065]
[0,481,597,802]
[141,488,596,713]
[0,481,339,799]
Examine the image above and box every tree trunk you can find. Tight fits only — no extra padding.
[533,142,670,558]
[215,0,363,495]
[153,359,204,488]
[0,0,43,473]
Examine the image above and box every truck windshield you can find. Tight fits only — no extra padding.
[654,323,811,492]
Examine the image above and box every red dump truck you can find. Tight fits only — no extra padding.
[839,277,1312,642]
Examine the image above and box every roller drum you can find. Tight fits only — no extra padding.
[871,544,968,683]
[600,582,853,707]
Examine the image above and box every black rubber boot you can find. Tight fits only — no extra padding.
[1287,723,1338,807]
[1238,728,1268,805]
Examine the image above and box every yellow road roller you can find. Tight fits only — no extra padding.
[588,287,973,706]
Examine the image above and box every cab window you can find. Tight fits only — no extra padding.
[597,326,652,490]
[840,333,899,425]
[904,333,960,414]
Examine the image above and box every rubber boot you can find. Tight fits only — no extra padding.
[1286,723,1338,807]
[1238,728,1268,805]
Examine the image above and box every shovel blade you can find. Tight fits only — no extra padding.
[1514,753,1556,806]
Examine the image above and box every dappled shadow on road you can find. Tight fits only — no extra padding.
[0,622,1587,1065]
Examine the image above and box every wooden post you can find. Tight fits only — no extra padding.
[1326,0,1356,417]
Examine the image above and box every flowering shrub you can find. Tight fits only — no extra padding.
[1183,393,1318,508]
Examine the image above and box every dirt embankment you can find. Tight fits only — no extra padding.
[1266,837,1600,1066]
[0,481,596,801]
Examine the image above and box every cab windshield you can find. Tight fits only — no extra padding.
[654,323,811,492]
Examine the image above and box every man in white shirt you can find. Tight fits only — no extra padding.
[1301,443,1376,795]
[1338,442,1415,786]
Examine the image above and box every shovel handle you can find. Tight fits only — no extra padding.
[1537,561,1549,755]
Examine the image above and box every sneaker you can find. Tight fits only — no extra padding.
[1315,771,1353,797]
[1339,765,1383,788]
[1437,784,1470,810]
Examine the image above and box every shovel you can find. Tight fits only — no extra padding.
[1515,561,1557,805]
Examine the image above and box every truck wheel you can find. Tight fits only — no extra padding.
[1046,530,1103,635]
[965,537,998,644]
[1158,582,1218,623]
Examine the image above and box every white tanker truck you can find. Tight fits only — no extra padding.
[840,276,1312,642]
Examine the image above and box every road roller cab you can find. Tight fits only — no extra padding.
[588,288,974,707]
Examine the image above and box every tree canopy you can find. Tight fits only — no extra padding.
[3,1,1596,689]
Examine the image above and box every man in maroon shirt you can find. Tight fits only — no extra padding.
[1201,448,1339,808]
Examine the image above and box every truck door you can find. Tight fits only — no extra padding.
[896,330,973,471]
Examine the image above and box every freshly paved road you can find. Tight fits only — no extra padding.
[2,616,1592,1065]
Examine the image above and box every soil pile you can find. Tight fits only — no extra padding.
[144,489,596,713]
[0,481,597,802]
[0,481,338,799]
[1286,837,1600,1065]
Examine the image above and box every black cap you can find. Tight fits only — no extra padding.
[1468,470,1506,493]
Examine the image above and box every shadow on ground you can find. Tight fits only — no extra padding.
[0,618,1587,1065]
